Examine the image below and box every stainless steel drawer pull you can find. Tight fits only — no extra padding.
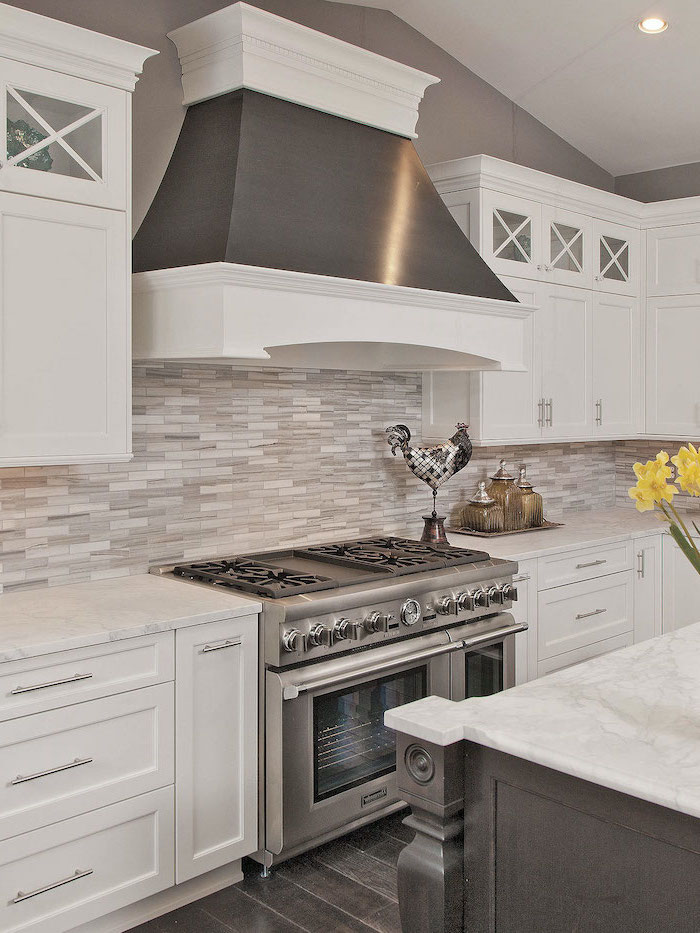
[11,757,93,786]
[10,672,93,695]
[202,638,241,653]
[575,608,607,621]
[575,560,607,569]
[637,550,645,578]
[12,868,93,904]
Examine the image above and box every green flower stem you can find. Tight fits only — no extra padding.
[667,499,700,556]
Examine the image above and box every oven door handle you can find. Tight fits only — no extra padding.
[281,622,527,700]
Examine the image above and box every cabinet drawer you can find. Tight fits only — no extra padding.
[537,632,633,676]
[0,787,173,933]
[538,541,633,590]
[0,633,174,721]
[0,684,174,840]
[538,572,633,660]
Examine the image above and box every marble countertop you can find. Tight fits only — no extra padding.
[386,623,700,819]
[445,507,663,561]
[0,574,261,663]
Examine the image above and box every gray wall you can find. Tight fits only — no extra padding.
[6,0,614,231]
[615,162,700,202]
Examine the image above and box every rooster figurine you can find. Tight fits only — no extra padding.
[386,422,473,544]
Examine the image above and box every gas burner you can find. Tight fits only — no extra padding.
[173,558,337,598]
[361,537,490,566]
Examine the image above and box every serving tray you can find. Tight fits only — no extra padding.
[447,519,564,538]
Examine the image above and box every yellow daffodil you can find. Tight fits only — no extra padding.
[671,443,700,496]
[628,456,676,512]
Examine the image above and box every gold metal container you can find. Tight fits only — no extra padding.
[517,465,543,528]
[461,481,504,533]
[486,460,523,531]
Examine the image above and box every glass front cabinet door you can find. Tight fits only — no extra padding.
[0,57,126,209]
[481,190,542,279]
[593,220,640,296]
[541,206,592,288]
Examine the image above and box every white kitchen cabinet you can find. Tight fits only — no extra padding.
[593,220,639,296]
[480,189,543,279]
[646,294,700,437]
[539,283,593,439]
[662,534,700,633]
[511,559,537,684]
[0,6,155,466]
[633,534,663,642]
[0,193,130,465]
[647,223,700,296]
[541,205,592,288]
[592,292,641,437]
[175,614,259,883]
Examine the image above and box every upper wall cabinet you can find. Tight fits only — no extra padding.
[541,206,592,288]
[646,223,700,296]
[593,220,640,296]
[480,190,543,279]
[0,59,127,210]
[0,4,156,466]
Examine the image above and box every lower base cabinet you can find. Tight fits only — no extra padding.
[175,614,258,883]
[0,787,174,933]
[662,534,700,632]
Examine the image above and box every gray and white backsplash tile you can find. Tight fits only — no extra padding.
[0,363,693,591]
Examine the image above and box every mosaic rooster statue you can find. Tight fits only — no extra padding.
[385,422,473,544]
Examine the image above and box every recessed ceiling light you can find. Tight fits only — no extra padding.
[638,16,668,33]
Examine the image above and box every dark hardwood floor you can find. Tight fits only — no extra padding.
[129,810,412,933]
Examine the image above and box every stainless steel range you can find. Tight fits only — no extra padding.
[154,536,524,869]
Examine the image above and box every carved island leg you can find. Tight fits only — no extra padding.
[395,733,466,933]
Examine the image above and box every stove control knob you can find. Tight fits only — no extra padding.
[308,623,334,648]
[487,585,506,605]
[435,596,455,615]
[281,628,307,653]
[364,611,390,633]
[474,589,491,609]
[501,583,518,602]
[400,598,422,626]
[456,591,477,612]
[334,617,361,641]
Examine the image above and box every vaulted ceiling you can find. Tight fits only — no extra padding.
[330,0,698,176]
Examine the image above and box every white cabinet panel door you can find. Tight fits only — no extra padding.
[592,293,641,437]
[633,535,662,643]
[662,535,700,633]
[646,295,700,436]
[0,193,129,465]
[176,614,258,883]
[593,220,640,296]
[539,284,593,438]
[480,190,542,280]
[511,559,537,685]
[647,224,700,296]
[541,206,592,288]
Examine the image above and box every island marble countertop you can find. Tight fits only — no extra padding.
[386,623,700,819]
[445,506,663,561]
[0,574,261,663]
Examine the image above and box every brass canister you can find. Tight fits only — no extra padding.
[486,460,523,531]
[517,465,543,528]
[461,481,504,533]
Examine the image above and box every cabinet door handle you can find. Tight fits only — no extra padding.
[595,399,603,426]
[10,672,93,695]
[537,398,544,427]
[575,559,607,569]
[575,608,607,621]
[545,398,553,427]
[637,550,645,578]
[202,638,241,653]
[11,756,93,786]
[12,868,93,904]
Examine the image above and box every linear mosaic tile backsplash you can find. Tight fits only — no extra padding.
[0,363,685,592]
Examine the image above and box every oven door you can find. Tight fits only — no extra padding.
[447,614,527,700]
[265,630,460,860]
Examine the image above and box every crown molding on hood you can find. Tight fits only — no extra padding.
[167,2,439,138]
[132,263,535,372]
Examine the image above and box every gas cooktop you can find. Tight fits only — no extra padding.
[171,536,491,599]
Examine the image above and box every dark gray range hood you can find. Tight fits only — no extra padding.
[132,3,532,371]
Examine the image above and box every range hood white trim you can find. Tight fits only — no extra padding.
[132,263,535,372]
[167,2,439,138]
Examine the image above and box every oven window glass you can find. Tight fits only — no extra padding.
[465,644,503,697]
[313,666,427,802]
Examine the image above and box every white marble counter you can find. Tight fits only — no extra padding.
[0,574,261,662]
[445,507,663,561]
[386,623,700,818]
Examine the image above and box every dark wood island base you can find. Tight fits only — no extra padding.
[395,732,700,933]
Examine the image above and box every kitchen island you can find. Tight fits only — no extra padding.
[385,623,700,933]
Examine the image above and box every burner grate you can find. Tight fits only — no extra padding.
[173,558,338,598]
